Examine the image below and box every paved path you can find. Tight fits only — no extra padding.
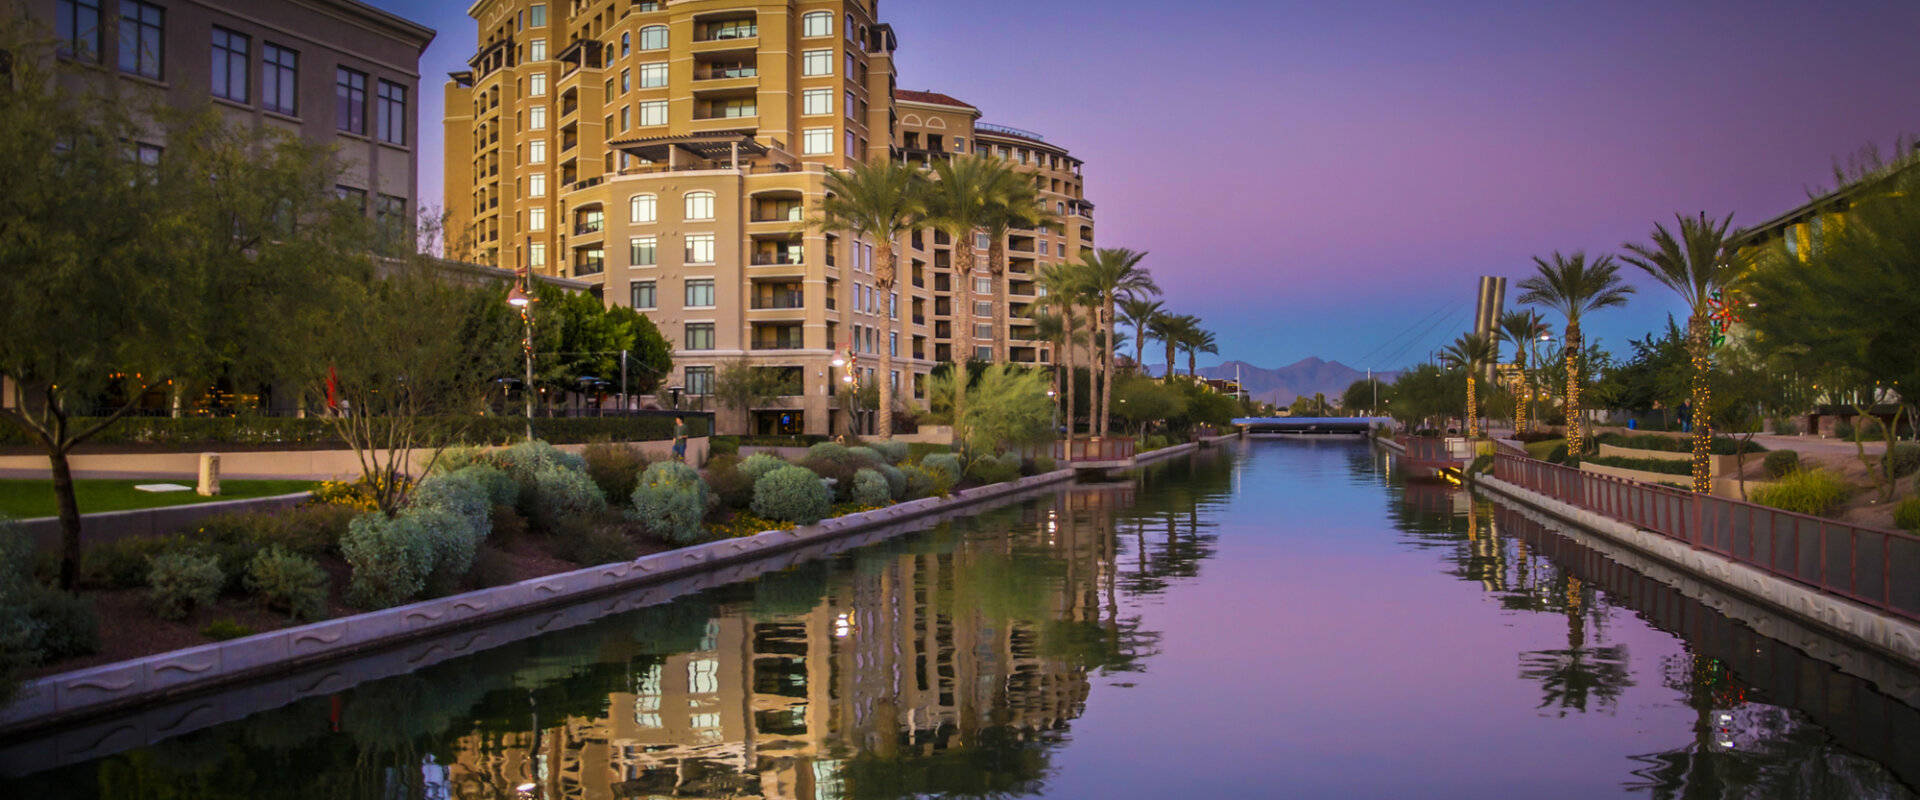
[1747,434,1887,457]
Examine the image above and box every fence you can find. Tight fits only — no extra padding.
[1493,452,1920,623]
[1051,437,1136,462]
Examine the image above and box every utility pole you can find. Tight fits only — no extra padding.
[620,349,628,413]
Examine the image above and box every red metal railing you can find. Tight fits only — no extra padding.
[1404,436,1477,465]
[1051,437,1137,462]
[1493,451,1920,622]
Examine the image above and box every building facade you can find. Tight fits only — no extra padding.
[20,0,436,227]
[444,1,1096,436]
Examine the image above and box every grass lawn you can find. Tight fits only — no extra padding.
[0,479,316,519]
[1524,439,1566,461]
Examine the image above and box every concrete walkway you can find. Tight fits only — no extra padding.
[1747,433,1888,456]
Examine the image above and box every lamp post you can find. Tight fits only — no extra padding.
[1047,389,1058,434]
[831,346,857,435]
[507,270,537,441]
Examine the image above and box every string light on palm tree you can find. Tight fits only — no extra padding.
[506,254,538,441]
[1517,251,1634,457]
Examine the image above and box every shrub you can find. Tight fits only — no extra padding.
[1583,455,1692,476]
[738,453,789,485]
[311,478,384,512]
[851,469,891,507]
[703,454,755,512]
[1895,497,1920,532]
[801,452,862,501]
[921,453,963,488]
[708,436,741,456]
[1763,450,1801,479]
[627,461,711,545]
[429,445,489,474]
[201,619,255,641]
[405,473,493,594]
[752,466,833,524]
[875,463,906,500]
[806,442,850,463]
[147,551,224,621]
[1751,468,1850,517]
[1028,455,1058,475]
[340,513,432,609]
[845,446,885,469]
[1885,444,1920,479]
[245,546,329,622]
[82,535,175,589]
[1770,417,1800,436]
[1547,443,1570,464]
[869,440,909,465]
[583,439,650,502]
[410,472,491,539]
[900,465,944,500]
[190,512,285,592]
[1834,419,1856,441]
[23,587,100,661]
[451,462,519,508]
[530,466,608,530]
[1141,434,1170,452]
[969,452,1022,485]
[497,439,588,477]
[277,503,357,557]
[551,518,637,565]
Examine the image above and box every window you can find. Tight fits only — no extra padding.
[684,191,714,221]
[262,44,297,115]
[890,333,898,357]
[528,206,546,231]
[376,195,407,252]
[803,128,832,155]
[529,138,546,163]
[802,88,830,116]
[336,185,365,212]
[974,323,992,339]
[975,233,992,249]
[973,277,990,293]
[57,0,102,61]
[621,32,630,57]
[685,278,715,308]
[630,236,656,266]
[845,52,854,78]
[631,280,656,309]
[639,62,667,88]
[211,28,249,102]
[639,26,667,50]
[845,91,856,119]
[685,233,715,263]
[845,130,855,158]
[846,13,856,39]
[976,346,992,361]
[119,1,163,79]
[620,106,630,131]
[529,242,547,268]
[685,366,714,394]
[973,301,990,317]
[890,292,898,319]
[684,323,715,351]
[954,136,965,152]
[620,68,630,93]
[802,49,831,76]
[630,194,656,223]
[802,11,831,37]
[529,72,547,96]
[638,100,666,126]
[335,68,367,134]
[529,39,546,61]
[376,80,407,145]
[577,209,604,233]
[529,105,547,129]
[529,172,546,197]
[529,3,546,27]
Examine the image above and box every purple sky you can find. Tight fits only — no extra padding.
[377,0,1920,372]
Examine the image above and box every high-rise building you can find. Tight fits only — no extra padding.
[444,1,1096,436]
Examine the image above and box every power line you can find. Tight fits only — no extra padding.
[1345,299,1457,368]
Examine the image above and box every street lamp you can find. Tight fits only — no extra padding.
[507,268,537,441]
[1047,389,1058,433]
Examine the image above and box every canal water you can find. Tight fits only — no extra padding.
[5,439,1920,798]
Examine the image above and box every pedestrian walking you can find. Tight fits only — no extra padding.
[671,415,688,461]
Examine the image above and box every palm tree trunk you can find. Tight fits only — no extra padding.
[875,242,897,440]
[1133,328,1146,375]
[988,238,1008,364]
[1466,375,1479,438]
[1165,337,1177,384]
[1063,308,1077,436]
[951,237,974,443]
[1187,347,1196,379]
[1564,324,1583,455]
[1102,295,1117,438]
[1687,312,1712,493]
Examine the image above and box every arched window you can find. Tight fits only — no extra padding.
[630,193,656,224]
[684,190,715,221]
[1057,202,1066,214]
[620,32,630,57]
[802,11,830,38]
[846,13,855,40]
[639,25,667,51]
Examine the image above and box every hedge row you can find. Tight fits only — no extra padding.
[1594,432,1766,456]
[1584,454,1694,476]
[0,415,712,449]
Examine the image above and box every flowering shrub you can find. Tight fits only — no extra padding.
[311,479,383,512]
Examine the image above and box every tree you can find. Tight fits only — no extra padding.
[0,29,362,590]
[1439,333,1498,438]
[813,159,926,439]
[1079,248,1158,438]
[1288,392,1334,418]
[983,169,1059,364]
[712,359,801,430]
[1180,326,1218,379]
[1111,376,1188,436]
[934,364,1054,453]
[1342,377,1387,417]
[1029,310,1068,431]
[1150,313,1197,383]
[1120,297,1166,376]
[1621,212,1752,492]
[529,284,670,407]
[924,156,1008,433]
[1496,310,1550,432]
[1517,251,1634,455]
[1038,261,1093,434]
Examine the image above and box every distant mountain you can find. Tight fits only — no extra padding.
[1149,358,1396,406]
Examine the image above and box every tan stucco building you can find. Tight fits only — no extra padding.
[443,0,1096,436]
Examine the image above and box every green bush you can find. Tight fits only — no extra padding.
[340,512,432,609]
[1593,432,1766,455]
[1028,455,1058,475]
[551,518,637,565]
[627,461,712,545]
[752,465,833,524]
[147,551,224,621]
[873,463,906,499]
[801,451,863,501]
[1547,443,1570,465]
[738,453,789,485]
[430,445,489,474]
[969,452,1022,485]
[1834,419,1856,441]
[708,436,741,456]
[900,465,945,499]
[920,453,963,488]
[405,473,493,594]
[245,546,329,622]
[1895,497,1920,532]
[851,469,891,507]
[1583,455,1692,476]
[806,442,850,462]
[22,586,100,661]
[530,466,608,530]
[1140,434,1171,452]
[1885,444,1920,478]
[497,439,587,485]
[200,619,254,641]
[1751,469,1850,517]
[451,462,519,508]
[83,535,176,589]
[1763,450,1801,479]
[703,454,756,511]
[583,439,650,502]
[869,440,909,465]
[277,503,357,557]
[845,446,885,468]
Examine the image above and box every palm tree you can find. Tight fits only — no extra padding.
[924,155,1006,436]
[1620,212,1751,493]
[1439,332,1497,438]
[1517,252,1634,455]
[1496,309,1549,433]
[1030,309,1067,430]
[1149,312,1197,383]
[812,160,926,439]
[1181,326,1218,380]
[1078,248,1157,438]
[984,170,1059,364]
[1037,262,1090,435]
[1120,297,1165,376]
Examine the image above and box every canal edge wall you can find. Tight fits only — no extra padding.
[1476,475,1920,671]
[0,466,1082,737]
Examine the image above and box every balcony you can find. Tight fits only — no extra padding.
[751,285,805,310]
[751,251,804,266]
[912,314,925,326]
[573,256,605,276]
[752,329,805,351]
[695,20,757,43]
